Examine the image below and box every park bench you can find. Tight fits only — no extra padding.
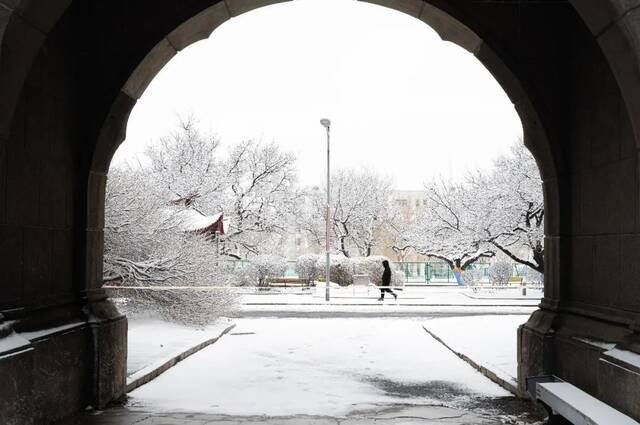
[527,376,639,424]
[508,276,524,284]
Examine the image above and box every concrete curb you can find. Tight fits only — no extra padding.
[421,325,522,398]
[126,322,236,393]
[244,302,538,307]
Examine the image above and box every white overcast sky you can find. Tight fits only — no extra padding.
[112,0,523,190]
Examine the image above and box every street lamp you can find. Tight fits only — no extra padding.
[320,118,331,302]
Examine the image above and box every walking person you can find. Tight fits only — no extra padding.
[378,260,397,301]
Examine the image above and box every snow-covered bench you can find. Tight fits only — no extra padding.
[533,380,639,424]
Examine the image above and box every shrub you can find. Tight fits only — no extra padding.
[524,267,543,286]
[316,255,353,286]
[119,285,237,328]
[241,255,288,287]
[488,261,512,286]
[295,254,321,284]
[111,238,239,328]
[461,267,483,287]
[352,256,399,286]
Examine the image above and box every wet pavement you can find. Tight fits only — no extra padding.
[58,404,542,424]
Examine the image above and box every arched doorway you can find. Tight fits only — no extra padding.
[0,1,639,423]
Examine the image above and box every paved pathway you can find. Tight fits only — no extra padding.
[59,318,543,424]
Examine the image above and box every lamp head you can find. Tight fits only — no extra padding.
[320,118,331,128]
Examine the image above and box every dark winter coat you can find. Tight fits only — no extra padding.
[382,262,391,286]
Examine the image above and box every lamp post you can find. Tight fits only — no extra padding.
[320,118,331,302]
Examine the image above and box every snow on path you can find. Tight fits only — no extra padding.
[127,317,233,376]
[128,318,510,416]
[239,286,541,306]
[423,315,530,387]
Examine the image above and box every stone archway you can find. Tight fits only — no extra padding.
[1,1,640,423]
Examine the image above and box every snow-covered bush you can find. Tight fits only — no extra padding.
[109,238,239,327]
[241,255,288,287]
[316,255,353,286]
[488,261,512,286]
[351,256,400,286]
[524,267,543,286]
[461,267,483,288]
[295,254,321,284]
[123,285,237,328]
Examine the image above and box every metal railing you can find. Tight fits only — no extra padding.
[212,259,531,285]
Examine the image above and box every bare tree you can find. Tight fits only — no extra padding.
[407,141,543,274]
[467,143,544,272]
[144,118,300,260]
[409,178,495,270]
[301,168,395,257]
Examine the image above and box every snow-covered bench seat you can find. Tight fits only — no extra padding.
[536,381,639,425]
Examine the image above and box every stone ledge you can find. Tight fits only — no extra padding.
[421,325,522,397]
[126,322,236,393]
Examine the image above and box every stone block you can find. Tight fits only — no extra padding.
[570,236,594,304]
[23,227,52,305]
[592,235,621,307]
[0,0,21,11]
[598,355,640,419]
[543,236,562,301]
[580,158,636,235]
[224,0,290,17]
[617,235,640,311]
[0,12,46,139]
[0,140,6,224]
[569,173,582,235]
[420,3,481,53]
[517,309,557,392]
[91,91,136,174]
[543,178,561,236]
[51,229,73,300]
[363,0,424,18]
[571,0,640,36]
[87,171,106,230]
[15,0,73,34]
[6,148,39,226]
[0,345,35,425]
[598,7,640,146]
[24,84,47,158]
[86,302,127,407]
[122,37,176,100]
[167,2,230,51]
[0,224,23,309]
[85,229,104,290]
[31,326,91,424]
[39,160,68,227]
[554,336,601,395]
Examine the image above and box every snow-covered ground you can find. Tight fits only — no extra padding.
[423,315,531,387]
[235,286,539,318]
[128,318,528,418]
[239,285,541,305]
[127,316,233,377]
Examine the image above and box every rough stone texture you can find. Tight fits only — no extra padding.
[0,0,640,423]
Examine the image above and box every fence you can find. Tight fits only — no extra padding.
[227,259,532,284]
